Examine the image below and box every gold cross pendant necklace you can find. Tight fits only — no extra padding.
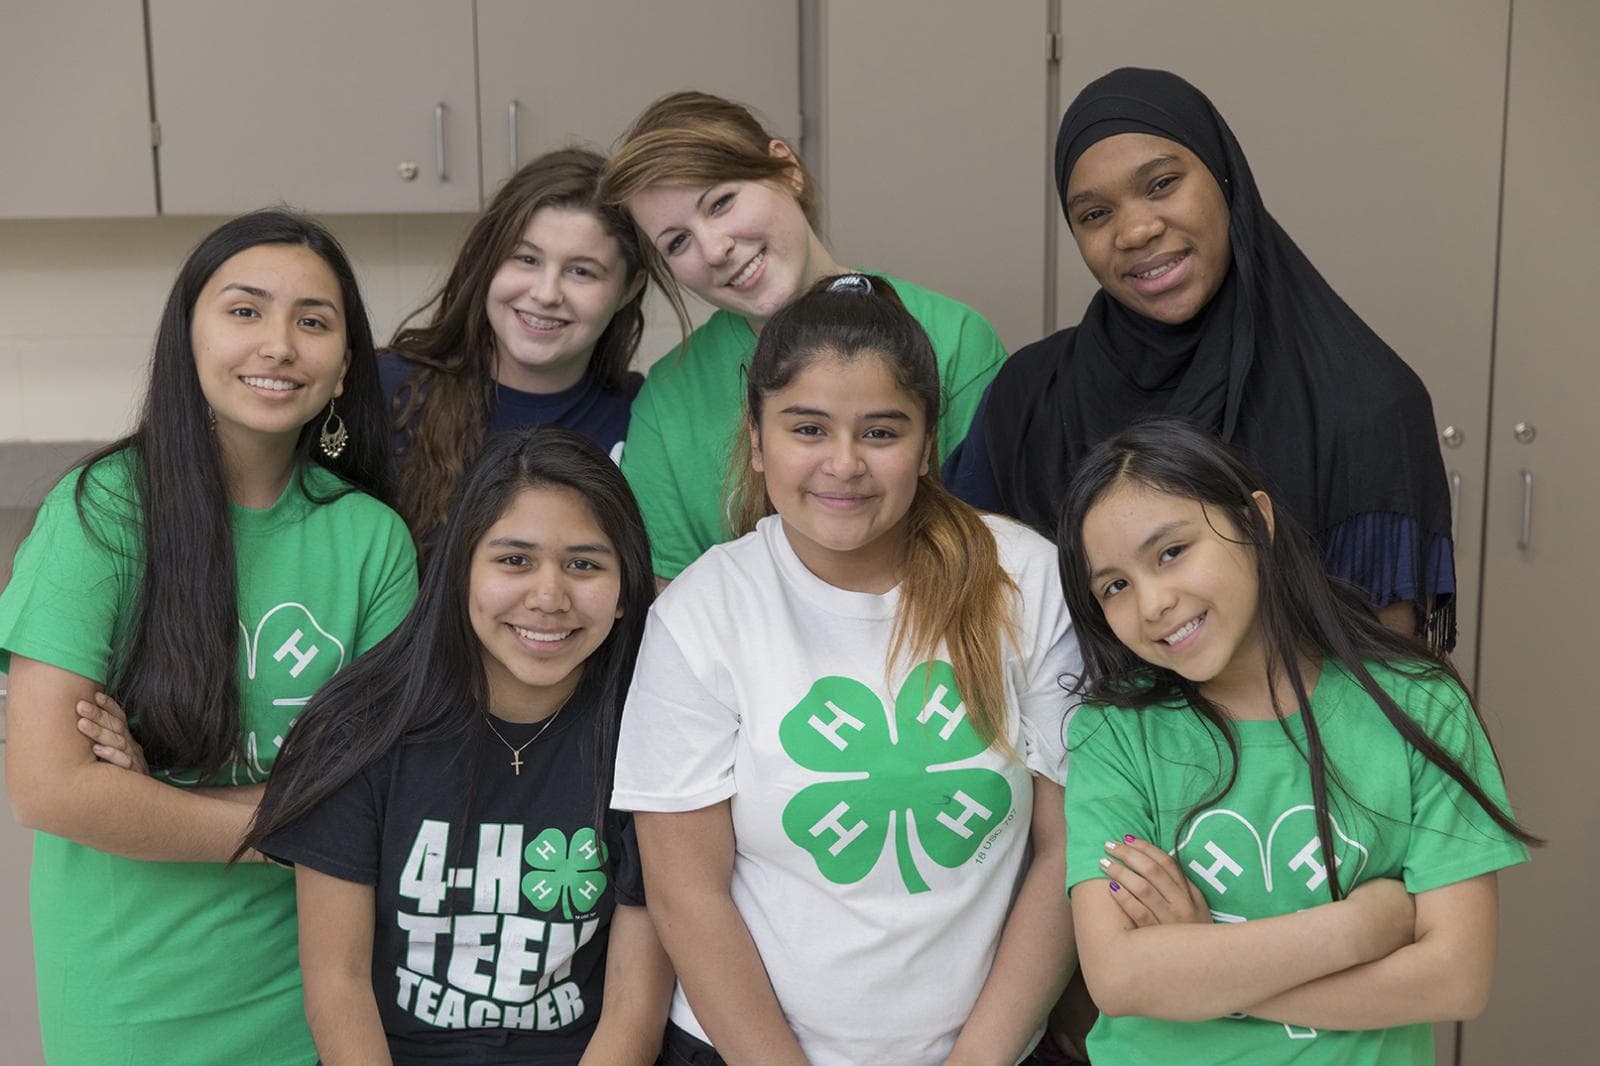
[482,699,567,775]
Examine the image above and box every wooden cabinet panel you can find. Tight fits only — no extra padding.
[477,0,800,198]
[1464,2,1600,1059]
[818,0,1050,351]
[1054,1,1509,689]
[0,1,156,218]
[149,0,479,214]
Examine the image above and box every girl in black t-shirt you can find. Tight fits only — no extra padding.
[244,425,671,1065]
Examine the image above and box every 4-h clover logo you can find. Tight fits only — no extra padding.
[779,661,1012,894]
[521,827,608,919]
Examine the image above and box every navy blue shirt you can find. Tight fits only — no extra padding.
[379,353,643,469]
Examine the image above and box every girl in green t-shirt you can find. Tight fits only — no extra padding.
[1055,418,1538,1065]
[1,211,417,1065]
[598,91,1007,582]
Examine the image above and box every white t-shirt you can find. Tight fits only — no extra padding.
[612,513,1081,1065]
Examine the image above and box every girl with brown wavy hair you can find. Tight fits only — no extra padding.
[611,275,1080,1066]
[384,148,647,548]
[600,91,1007,584]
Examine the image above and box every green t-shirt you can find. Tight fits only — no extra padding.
[1064,659,1528,1066]
[619,274,1006,578]
[0,452,418,1066]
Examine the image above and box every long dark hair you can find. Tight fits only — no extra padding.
[729,274,1020,753]
[388,148,647,543]
[243,425,654,854]
[75,210,391,779]
[1056,418,1540,898]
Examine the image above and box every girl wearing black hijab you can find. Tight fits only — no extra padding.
[945,67,1455,646]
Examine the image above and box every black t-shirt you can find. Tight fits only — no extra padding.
[262,700,644,1065]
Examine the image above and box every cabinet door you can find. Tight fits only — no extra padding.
[0,734,45,1066]
[818,0,1051,351]
[477,0,800,198]
[0,1,156,218]
[1055,1,1509,687]
[149,0,479,214]
[1464,2,1600,1060]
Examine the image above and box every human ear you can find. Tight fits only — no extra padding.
[333,349,351,398]
[920,435,933,477]
[767,139,805,196]
[1250,490,1275,541]
[620,271,647,305]
[749,423,765,474]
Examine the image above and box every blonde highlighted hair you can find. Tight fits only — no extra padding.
[730,275,1021,754]
[600,90,820,344]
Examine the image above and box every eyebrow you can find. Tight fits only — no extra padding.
[512,241,608,271]
[777,405,912,421]
[486,537,615,555]
[1064,153,1182,211]
[1086,518,1190,581]
[220,282,339,312]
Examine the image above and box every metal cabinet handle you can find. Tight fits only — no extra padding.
[435,103,448,182]
[1449,471,1461,543]
[1518,469,1534,550]
[508,100,520,173]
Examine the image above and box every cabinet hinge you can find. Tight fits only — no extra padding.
[1048,31,1062,63]
[150,121,161,149]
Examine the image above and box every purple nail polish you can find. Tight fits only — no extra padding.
[1124,834,1136,843]
[1109,881,1121,892]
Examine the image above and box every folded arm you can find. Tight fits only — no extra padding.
[5,655,261,861]
[1073,867,1413,1021]
[1247,873,1499,1028]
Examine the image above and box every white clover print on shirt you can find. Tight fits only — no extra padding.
[1174,804,1373,1042]
[779,661,1013,894]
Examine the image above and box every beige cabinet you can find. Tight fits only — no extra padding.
[816,0,1051,351]
[0,1,157,218]
[148,0,480,214]
[478,0,801,199]
[1464,1,1600,1059]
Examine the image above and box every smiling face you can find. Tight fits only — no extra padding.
[750,351,932,592]
[1080,479,1270,696]
[484,206,640,394]
[1064,132,1232,325]
[189,243,349,454]
[468,484,624,722]
[628,145,835,328]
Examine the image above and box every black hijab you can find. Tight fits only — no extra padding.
[985,67,1453,641]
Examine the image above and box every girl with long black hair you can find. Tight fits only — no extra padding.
[1057,418,1536,1065]
[0,210,417,1064]
[244,425,671,1065]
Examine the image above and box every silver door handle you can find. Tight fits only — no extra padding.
[435,103,448,182]
[1449,471,1461,543]
[508,100,520,173]
[1518,469,1534,550]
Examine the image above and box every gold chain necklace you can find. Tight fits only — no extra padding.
[482,699,568,775]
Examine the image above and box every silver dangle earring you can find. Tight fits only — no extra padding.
[319,400,348,459]
[206,405,217,431]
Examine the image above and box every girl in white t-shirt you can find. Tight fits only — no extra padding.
[612,274,1082,1066]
